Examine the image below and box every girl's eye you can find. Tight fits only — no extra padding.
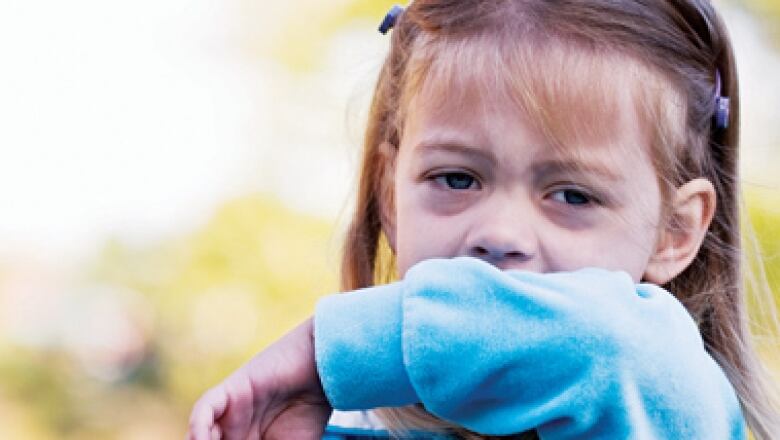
[434,172,478,190]
[550,189,593,206]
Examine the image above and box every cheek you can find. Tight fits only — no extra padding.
[546,165,663,281]
[543,212,659,282]
[394,181,465,277]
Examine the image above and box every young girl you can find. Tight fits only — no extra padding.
[188,0,780,439]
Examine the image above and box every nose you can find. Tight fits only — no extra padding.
[465,197,539,270]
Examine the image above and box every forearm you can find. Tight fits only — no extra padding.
[314,257,746,439]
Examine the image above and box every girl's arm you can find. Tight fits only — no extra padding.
[316,257,746,439]
[187,318,332,440]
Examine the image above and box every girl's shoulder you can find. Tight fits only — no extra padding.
[323,410,454,440]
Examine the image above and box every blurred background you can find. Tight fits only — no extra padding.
[0,0,778,438]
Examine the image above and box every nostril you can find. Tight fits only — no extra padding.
[470,246,531,262]
[472,246,489,256]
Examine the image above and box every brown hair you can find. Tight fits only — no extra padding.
[340,1,780,438]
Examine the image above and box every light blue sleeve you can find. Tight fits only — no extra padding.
[314,257,747,439]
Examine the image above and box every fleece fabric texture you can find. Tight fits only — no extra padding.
[314,257,746,439]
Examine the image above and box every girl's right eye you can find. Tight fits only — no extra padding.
[432,172,479,190]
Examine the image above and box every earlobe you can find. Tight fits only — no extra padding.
[643,178,716,285]
[377,141,398,252]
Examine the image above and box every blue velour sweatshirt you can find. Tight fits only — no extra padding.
[314,257,746,439]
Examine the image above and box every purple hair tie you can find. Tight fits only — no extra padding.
[379,5,404,34]
[714,70,730,130]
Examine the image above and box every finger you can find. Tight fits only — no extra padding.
[218,373,255,440]
[210,425,221,440]
[189,386,229,440]
[246,412,262,439]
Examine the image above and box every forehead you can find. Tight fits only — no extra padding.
[402,89,643,187]
[400,35,674,164]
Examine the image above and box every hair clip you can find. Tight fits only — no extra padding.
[714,70,730,130]
[379,5,405,34]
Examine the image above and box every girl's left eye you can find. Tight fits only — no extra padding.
[550,189,594,206]
[433,172,479,190]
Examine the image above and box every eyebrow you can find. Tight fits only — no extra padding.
[414,141,497,165]
[532,159,623,182]
[415,139,624,182]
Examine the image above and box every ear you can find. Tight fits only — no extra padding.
[643,178,716,284]
[377,141,399,253]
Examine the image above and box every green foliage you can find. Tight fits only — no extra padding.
[0,350,80,435]
[748,197,780,253]
[746,188,780,300]
[90,194,339,404]
[0,194,340,438]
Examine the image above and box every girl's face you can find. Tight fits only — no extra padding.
[390,81,664,282]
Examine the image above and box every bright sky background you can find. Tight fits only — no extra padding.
[0,0,778,265]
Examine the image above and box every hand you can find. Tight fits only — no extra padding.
[187,317,332,440]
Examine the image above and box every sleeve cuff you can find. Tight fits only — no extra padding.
[314,282,419,410]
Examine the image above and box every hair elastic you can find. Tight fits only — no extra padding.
[714,70,730,130]
[379,5,405,34]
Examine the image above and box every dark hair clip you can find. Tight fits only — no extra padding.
[714,70,730,130]
[379,5,405,35]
